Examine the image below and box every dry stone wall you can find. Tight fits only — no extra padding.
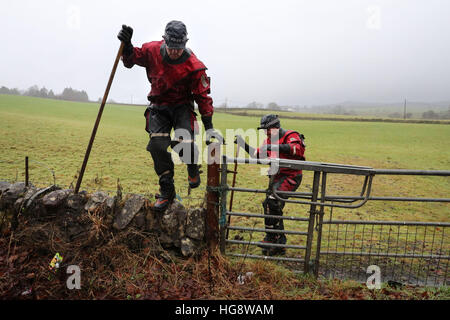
[0,182,207,257]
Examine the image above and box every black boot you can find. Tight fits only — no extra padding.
[260,235,287,256]
[257,229,277,249]
[187,164,201,188]
[259,221,287,256]
[154,172,175,212]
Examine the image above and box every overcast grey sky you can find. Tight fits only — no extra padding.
[1,0,449,106]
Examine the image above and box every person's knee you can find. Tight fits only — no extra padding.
[147,136,170,154]
[263,196,283,223]
[173,141,199,164]
[267,197,282,214]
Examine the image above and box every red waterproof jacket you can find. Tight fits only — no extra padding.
[257,129,306,175]
[122,40,213,117]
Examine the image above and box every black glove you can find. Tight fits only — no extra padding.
[234,135,255,156]
[234,135,245,147]
[205,129,225,145]
[259,144,269,156]
[268,144,285,152]
[118,25,134,55]
[259,144,290,156]
[202,115,224,145]
[201,115,213,131]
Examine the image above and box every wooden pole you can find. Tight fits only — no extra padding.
[219,156,228,254]
[25,156,29,187]
[75,42,125,194]
[206,142,221,249]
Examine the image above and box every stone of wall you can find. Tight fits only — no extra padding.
[0,182,207,257]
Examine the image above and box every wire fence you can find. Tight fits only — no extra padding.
[319,220,449,287]
[0,157,205,208]
[224,208,450,287]
[0,158,58,189]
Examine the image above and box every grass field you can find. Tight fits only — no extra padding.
[1,94,449,223]
[1,93,449,290]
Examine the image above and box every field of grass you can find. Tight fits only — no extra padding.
[0,94,449,224]
[1,94,449,291]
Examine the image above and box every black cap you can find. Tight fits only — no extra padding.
[257,114,280,130]
[163,20,188,49]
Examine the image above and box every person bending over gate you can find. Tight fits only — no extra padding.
[235,115,306,256]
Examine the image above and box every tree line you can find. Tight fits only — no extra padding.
[420,109,450,120]
[0,85,89,102]
[388,109,450,120]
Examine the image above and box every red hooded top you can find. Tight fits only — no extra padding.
[122,40,213,117]
[257,129,306,175]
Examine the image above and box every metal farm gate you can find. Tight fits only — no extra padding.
[211,155,450,287]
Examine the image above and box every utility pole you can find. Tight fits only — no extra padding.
[404,99,407,119]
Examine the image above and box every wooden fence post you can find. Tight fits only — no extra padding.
[25,156,29,187]
[206,142,221,249]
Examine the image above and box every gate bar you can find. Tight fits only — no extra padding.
[320,251,450,260]
[273,192,450,203]
[321,195,450,203]
[322,220,450,226]
[373,169,450,176]
[227,225,308,236]
[226,239,307,250]
[229,186,450,204]
[227,211,310,221]
[226,157,450,177]
[226,157,374,175]
[272,175,374,209]
[229,253,305,263]
[227,186,268,194]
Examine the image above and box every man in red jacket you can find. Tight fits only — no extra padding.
[118,21,215,212]
[235,115,306,255]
